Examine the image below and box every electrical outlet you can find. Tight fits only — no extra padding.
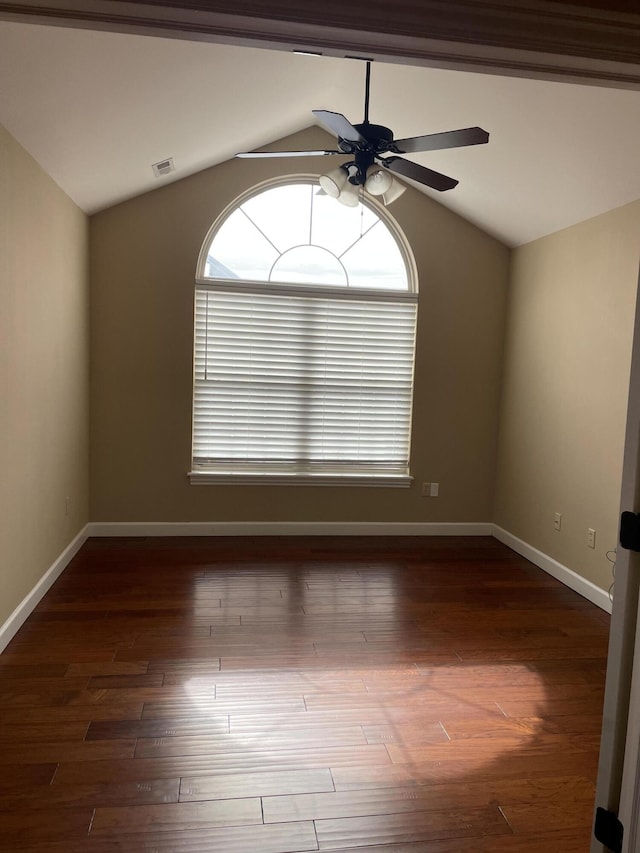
[554,512,562,532]
[588,528,596,549]
[421,482,439,497]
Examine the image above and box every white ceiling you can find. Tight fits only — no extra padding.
[2,20,640,246]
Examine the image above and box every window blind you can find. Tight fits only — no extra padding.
[192,286,417,475]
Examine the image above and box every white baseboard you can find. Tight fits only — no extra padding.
[87,521,493,537]
[0,525,90,653]
[492,525,612,613]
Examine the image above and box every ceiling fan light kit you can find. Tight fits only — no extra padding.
[236,60,489,206]
[320,163,401,207]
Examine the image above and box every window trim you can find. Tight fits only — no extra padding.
[188,469,412,487]
[191,175,418,487]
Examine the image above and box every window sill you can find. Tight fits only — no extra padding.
[188,471,412,487]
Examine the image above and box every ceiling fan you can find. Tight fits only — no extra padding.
[236,60,489,203]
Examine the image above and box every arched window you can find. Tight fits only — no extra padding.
[190,178,418,485]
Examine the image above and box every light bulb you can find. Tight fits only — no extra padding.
[365,165,393,196]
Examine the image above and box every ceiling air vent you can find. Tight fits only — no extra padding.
[152,157,175,178]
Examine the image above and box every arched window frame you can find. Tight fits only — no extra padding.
[189,175,419,486]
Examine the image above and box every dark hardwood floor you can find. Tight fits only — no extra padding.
[0,536,609,851]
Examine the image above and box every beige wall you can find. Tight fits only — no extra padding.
[89,127,509,523]
[0,123,89,626]
[494,201,640,591]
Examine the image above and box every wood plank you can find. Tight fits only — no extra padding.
[0,702,144,724]
[262,776,594,823]
[0,663,69,678]
[229,707,504,732]
[214,680,368,698]
[500,799,598,834]
[146,660,229,677]
[86,673,165,689]
[331,752,600,789]
[0,807,93,843]
[312,831,591,852]
[7,821,320,853]
[303,693,502,715]
[0,648,120,664]
[385,733,600,765]
[0,763,57,793]
[180,768,334,800]
[441,715,601,739]
[497,696,608,717]
[0,738,136,764]
[54,744,392,785]
[0,778,180,811]
[315,808,511,849]
[0,720,88,743]
[134,726,367,758]
[91,797,263,835]
[87,715,230,740]
[362,722,450,745]
[0,677,91,706]
[404,660,606,688]
[141,698,307,718]
[66,662,150,677]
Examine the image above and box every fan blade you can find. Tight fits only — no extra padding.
[312,110,366,144]
[236,150,342,158]
[383,156,458,191]
[393,127,489,154]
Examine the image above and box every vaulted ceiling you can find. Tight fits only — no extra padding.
[3,18,640,246]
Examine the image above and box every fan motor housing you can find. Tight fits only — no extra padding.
[355,123,394,145]
[338,123,395,156]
